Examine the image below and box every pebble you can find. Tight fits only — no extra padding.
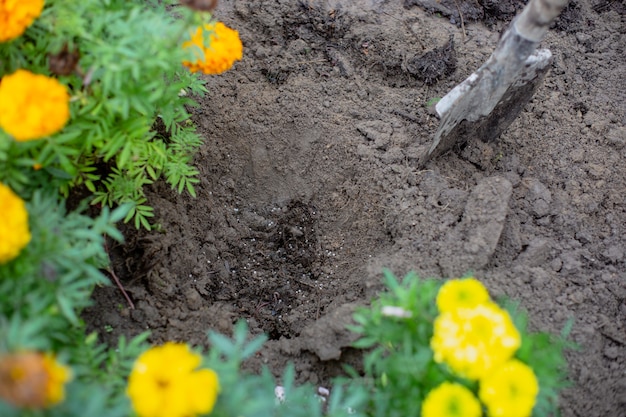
[526,178,552,218]
[606,126,626,149]
[602,245,624,263]
[604,346,620,360]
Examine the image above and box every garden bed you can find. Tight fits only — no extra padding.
[84,1,626,415]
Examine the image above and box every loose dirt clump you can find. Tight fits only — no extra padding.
[84,1,626,416]
[405,35,457,85]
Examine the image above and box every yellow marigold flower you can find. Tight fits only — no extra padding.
[0,182,31,264]
[41,354,71,406]
[182,22,243,75]
[437,277,490,313]
[127,342,220,417]
[421,382,482,417]
[431,302,521,380]
[0,351,72,409]
[0,0,44,43]
[479,359,539,417]
[0,69,70,141]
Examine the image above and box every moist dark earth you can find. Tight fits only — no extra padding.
[83,1,626,416]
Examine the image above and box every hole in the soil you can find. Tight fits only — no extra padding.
[261,68,289,85]
[220,201,324,339]
[573,101,589,115]
[268,328,285,341]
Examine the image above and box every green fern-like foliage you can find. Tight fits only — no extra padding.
[0,0,209,229]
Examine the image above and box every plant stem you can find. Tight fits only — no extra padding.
[104,238,135,310]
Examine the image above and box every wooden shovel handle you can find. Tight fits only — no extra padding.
[515,0,570,42]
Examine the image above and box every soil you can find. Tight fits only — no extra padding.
[83,1,626,416]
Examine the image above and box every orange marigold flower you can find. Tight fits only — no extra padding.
[182,22,243,75]
[0,0,45,43]
[0,182,31,264]
[0,69,70,141]
[0,351,72,409]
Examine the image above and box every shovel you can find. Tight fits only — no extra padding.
[418,0,570,167]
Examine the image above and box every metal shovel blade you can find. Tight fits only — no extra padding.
[419,49,553,166]
[418,0,569,167]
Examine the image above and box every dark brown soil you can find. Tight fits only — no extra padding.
[83,1,626,415]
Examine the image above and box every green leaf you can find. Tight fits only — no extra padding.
[208,332,236,355]
[117,135,140,170]
[56,292,80,326]
[241,334,268,360]
[186,180,197,197]
[110,203,132,224]
[85,180,96,192]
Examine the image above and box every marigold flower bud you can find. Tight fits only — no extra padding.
[0,182,31,264]
[0,69,70,141]
[0,0,44,42]
[48,44,81,76]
